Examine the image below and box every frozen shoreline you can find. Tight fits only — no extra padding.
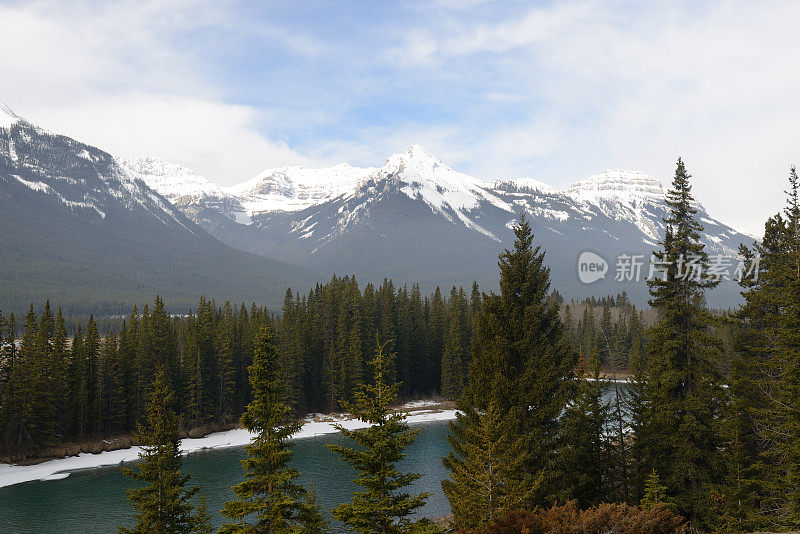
[0,403,457,490]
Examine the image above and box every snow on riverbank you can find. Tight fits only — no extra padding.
[0,405,457,489]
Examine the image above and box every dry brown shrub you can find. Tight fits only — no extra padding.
[465,501,687,534]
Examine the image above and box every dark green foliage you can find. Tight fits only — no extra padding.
[219,324,319,533]
[556,353,610,508]
[440,287,469,400]
[445,214,575,529]
[328,341,430,533]
[119,368,199,534]
[725,166,800,529]
[641,159,726,526]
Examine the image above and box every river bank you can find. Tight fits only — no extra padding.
[0,400,457,489]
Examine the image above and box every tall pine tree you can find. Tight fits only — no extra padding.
[444,214,574,527]
[120,368,200,534]
[220,324,322,533]
[328,340,430,533]
[643,158,726,526]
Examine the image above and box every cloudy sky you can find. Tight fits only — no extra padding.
[2,0,799,235]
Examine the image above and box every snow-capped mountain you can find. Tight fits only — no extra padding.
[137,145,753,306]
[0,102,309,311]
[0,94,751,309]
[231,163,378,216]
[0,101,21,129]
[1,103,192,231]
[117,157,250,226]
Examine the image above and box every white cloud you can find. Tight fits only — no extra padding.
[1,0,797,234]
[387,0,800,235]
[25,94,308,183]
[0,0,310,183]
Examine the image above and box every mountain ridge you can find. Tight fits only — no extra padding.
[122,145,753,306]
[0,103,313,314]
[0,99,755,308]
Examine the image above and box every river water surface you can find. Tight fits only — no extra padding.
[0,420,452,533]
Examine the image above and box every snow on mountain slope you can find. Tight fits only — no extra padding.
[382,144,512,210]
[564,169,667,241]
[492,176,557,194]
[0,111,194,232]
[230,163,377,214]
[118,157,228,201]
[567,169,665,199]
[0,101,21,129]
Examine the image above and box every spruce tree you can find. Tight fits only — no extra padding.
[641,469,669,511]
[446,213,574,526]
[440,289,467,400]
[643,158,726,526]
[764,167,800,525]
[442,399,529,529]
[219,324,319,533]
[1,306,36,458]
[120,368,199,534]
[626,329,650,501]
[556,349,609,508]
[327,340,430,533]
[51,308,70,440]
[85,315,100,435]
[731,167,800,527]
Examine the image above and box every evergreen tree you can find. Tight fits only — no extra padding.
[440,288,467,400]
[328,340,430,533]
[217,303,237,423]
[70,323,88,439]
[626,329,650,501]
[428,288,446,395]
[643,158,726,526]
[448,213,574,523]
[730,167,800,527]
[220,324,318,533]
[1,306,37,458]
[641,469,669,511]
[194,494,214,534]
[120,368,199,534]
[32,301,56,446]
[442,399,529,529]
[85,315,100,435]
[51,308,70,440]
[556,350,609,508]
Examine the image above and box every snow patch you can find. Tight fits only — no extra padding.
[231,163,377,215]
[117,157,227,201]
[0,101,21,129]
[0,406,457,489]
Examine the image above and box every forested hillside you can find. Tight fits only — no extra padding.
[0,277,493,461]
[0,112,312,316]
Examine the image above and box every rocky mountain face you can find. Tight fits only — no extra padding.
[128,145,754,307]
[0,103,309,313]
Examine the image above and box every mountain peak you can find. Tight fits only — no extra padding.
[117,156,227,200]
[384,145,444,169]
[567,169,664,198]
[0,101,22,129]
[406,144,440,161]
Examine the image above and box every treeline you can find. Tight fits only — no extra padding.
[441,161,800,533]
[278,277,481,411]
[0,280,483,460]
[6,159,800,533]
[563,295,646,371]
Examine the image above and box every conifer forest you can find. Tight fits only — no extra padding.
[8,1,800,531]
[2,160,800,534]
